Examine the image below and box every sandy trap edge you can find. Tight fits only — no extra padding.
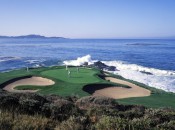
[3,76,55,93]
[93,77,151,99]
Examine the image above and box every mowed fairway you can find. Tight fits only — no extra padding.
[41,67,101,83]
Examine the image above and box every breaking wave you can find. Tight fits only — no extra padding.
[63,55,175,92]
[103,61,175,92]
[63,55,94,66]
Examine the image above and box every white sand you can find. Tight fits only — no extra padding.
[93,77,151,99]
[3,76,55,93]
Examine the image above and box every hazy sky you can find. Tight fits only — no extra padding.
[0,0,175,38]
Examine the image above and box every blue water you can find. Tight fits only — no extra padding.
[0,38,175,92]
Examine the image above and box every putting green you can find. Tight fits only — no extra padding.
[41,67,101,83]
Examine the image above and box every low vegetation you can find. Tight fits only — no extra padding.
[0,91,175,130]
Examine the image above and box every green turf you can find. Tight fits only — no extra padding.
[41,67,101,83]
[117,93,175,108]
[1,66,175,108]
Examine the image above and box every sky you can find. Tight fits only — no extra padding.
[0,0,175,38]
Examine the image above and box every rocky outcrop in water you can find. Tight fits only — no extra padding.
[140,71,153,75]
[92,61,117,71]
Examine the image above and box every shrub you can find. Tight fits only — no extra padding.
[0,94,19,111]
[42,98,79,120]
[156,120,175,130]
[55,116,87,130]
[0,111,55,130]
[95,115,129,130]
[129,118,152,130]
[19,93,48,114]
[0,92,175,129]
[76,96,117,109]
[0,112,13,129]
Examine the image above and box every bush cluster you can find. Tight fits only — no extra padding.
[0,90,175,130]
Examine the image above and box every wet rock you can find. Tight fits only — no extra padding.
[106,66,116,71]
[140,71,153,75]
[93,61,117,71]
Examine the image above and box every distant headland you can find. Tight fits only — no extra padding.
[0,34,67,39]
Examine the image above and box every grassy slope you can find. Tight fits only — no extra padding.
[1,66,175,108]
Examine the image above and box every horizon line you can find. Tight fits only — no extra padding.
[0,34,175,39]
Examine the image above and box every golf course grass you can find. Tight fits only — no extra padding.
[0,66,175,108]
[0,66,113,97]
[41,67,101,83]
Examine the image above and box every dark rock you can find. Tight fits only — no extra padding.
[93,61,117,71]
[140,71,153,75]
[94,61,107,69]
[83,62,88,66]
[106,66,116,71]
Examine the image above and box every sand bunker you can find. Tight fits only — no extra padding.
[3,76,55,93]
[93,77,151,99]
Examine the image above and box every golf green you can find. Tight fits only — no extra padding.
[41,67,101,83]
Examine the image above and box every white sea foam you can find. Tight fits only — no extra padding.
[25,60,41,64]
[0,56,21,62]
[102,61,175,76]
[24,60,45,68]
[63,55,175,93]
[63,55,93,66]
[103,61,175,92]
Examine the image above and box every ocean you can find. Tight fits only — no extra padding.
[0,38,175,92]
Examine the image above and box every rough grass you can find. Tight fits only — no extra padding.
[0,111,56,130]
